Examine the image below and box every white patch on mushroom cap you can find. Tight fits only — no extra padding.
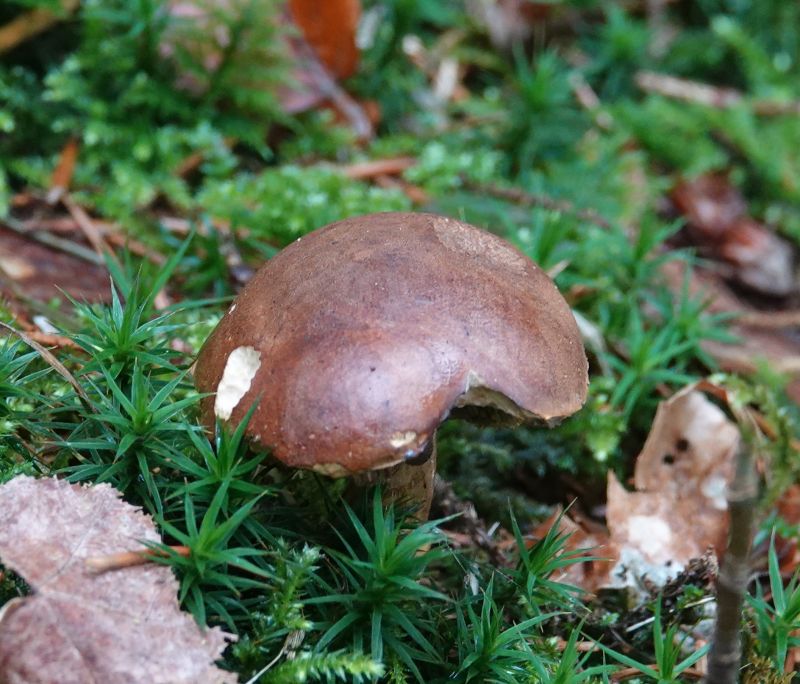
[214,346,261,420]
[389,431,418,449]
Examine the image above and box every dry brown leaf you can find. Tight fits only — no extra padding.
[0,476,235,684]
[605,387,738,587]
[0,224,109,303]
[288,0,360,80]
[551,386,740,593]
[661,260,800,379]
[671,174,795,296]
[527,508,616,594]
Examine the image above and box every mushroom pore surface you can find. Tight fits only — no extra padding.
[194,212,588,474]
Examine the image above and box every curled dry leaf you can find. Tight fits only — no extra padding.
[544,386,738,593]
[0,476,235,684]
[671,173,795,296]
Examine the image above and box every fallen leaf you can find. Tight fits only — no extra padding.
[671,174,795,296]
[551,386,740,593]
[161,1,372,134]
[661,260,800,379]
[605,388,738,587]
[527,508,615,594]
[0,476,235,684]
[288,0,360,79]
[0,224,109,303]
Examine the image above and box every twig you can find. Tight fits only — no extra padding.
[19,215,164,265]
[706,436,758,683]
[645,0,672,58]
[62,195,117,263]
[635,71,800,116]
[47,138,79,204]
[175,136,238,178]
[735,309,800,329]
[0,0,79,54]
[86,545,191,572]
[293,37,373,140]
[23,331,77,348]
[0,321,93,411]
[460,178,615,230]
[1,215,105,266]
[340,157,417,180]
[569,73,614,130]
[373,174,429,205]
[614,666,702,681]
[244,631,305,684]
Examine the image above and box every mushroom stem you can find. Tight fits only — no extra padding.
[355,438,437,520]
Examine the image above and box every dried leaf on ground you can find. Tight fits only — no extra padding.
[288,0,360,79]
[547,386,739,592]
[661,260,800,379]
[671,174,796,296]
[0,224,109,303]
[527,508,614,593]
[606,387,737,586]
[0,476,235,684]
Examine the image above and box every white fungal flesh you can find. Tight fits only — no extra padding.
[389,431,418,449]
[214,346,261,420]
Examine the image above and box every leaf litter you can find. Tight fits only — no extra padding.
[0,476,235,684]
[541,385,738,594]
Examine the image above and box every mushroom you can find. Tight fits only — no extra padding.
[193,212,588,518]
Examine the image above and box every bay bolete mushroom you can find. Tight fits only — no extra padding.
[194,212,588,518]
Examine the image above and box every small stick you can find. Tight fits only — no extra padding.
[23,331,77,348]
[569,73,614,130]
[0,0,79,54]
[460,178,615,230]
[614,666,703,681]
[17,215,163,265]
[293,37,373,140]
[735,309,800,329]
[86,545,191,572]
[706,437,758,683]
[47,138,80,205]
[1,215,104,266]
[62,196,116,263]
[340,157,417,180]
[373,174,429,205]
[635,71,800,116]
[0,321,93,411]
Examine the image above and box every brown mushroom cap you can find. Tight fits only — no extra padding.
[194,212,588,475]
